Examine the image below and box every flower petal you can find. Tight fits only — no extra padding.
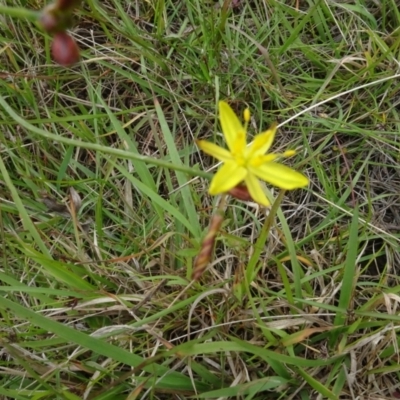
[250,153,278,166]
[209,161,247,195]
[219,101,245,152]
[245,173,270,206]
[249,162,309,189]
[196,140,233,162]
[247,123,277,157]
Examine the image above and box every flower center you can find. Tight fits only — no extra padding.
[231,131,248,167]
[234,153,247,167]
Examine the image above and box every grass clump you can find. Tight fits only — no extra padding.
[1,1,400,399]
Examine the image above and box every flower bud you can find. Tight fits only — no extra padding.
[283,150,296,157]
[229,184,253,202]
[243,108,250,123]
[51,32,80,66]
[39,4,74,33]
[39,8,59,33]
[56,0,82,11]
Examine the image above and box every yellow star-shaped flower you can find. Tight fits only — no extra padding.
[196,101,309,206]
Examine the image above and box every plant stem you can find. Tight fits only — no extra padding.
[245,189,286,284]
[0,95,212,180]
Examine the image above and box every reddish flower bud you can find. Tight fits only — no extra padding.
[39,4,74,33]
[51,32,80,66]
[39,9,59,33]
[228,184,253,202]
[56,0,82,11]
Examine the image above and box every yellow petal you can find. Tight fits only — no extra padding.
[232,130,247,156]
[219,101,245,153]
[196,140,233,162]
[250,154,278,166]
[245,173,270,206]
[209,161,247,195]
[249,162,309,189]
[247,123,277,157]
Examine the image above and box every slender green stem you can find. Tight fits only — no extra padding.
[245,190,286,284]
[0,6,40,22]
[242,190,286,345]
[0,95,212,179]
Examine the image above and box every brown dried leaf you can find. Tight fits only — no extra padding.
[69,187,82,213]
[39,194,70,217]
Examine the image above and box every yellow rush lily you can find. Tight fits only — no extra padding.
[196,101,309,206]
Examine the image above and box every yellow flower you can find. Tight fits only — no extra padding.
[196,101,309,206]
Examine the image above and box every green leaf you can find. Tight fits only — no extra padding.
[0,296,208,392]
[196,376,292,398]
[296,367,338,400]
[334,207,359,327]
[154,99,201,236]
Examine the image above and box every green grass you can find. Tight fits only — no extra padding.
[1,0,400,399]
